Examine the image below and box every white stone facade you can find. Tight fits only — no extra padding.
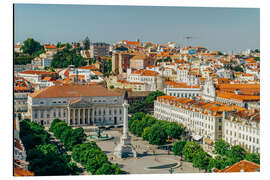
[28,95,124,127]
[223,112,260,153]
[154,96,223,142]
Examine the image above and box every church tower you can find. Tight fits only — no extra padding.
[201,77,216,102]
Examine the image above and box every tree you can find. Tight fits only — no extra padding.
[254,57,260,61]
[148,123,167,145]
[51,48,86,68]
[86,151,108,174]
[245,153,260,164]
[70,127,86,146]
[214,139,230,156]
[27,144,74,175]
[165,122,184,139]
[109,85,114,89]
[207,155,229,171]
[49,118,62,132]
[83,36,90,50]
[254,49,260,53]
[129,101,145,114]
[130,120,139,135]
[232,65,244,72]
[226,145,246,164]
[192,151,211,171]
[144,91,165,108]
[216,51,223,55]
[182,141,204,162]
[172,140,186,157]
[142,126,152,141]
[21,38,44,56]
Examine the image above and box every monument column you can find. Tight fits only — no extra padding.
[114,97,137,158]
[123,102,128,138]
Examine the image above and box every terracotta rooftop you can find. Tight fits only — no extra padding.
[29,84,123,98]
[213,160,260,173]
[79,65,98,70]
[14,168,34,176]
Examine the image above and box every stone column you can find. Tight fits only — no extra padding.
[88,108,91,124]
[78,109,81,125]
[67,108,71,125]
[92,108,95,124]
[123,100,129,138]
[72,109,75,125]
[83,109,86,125]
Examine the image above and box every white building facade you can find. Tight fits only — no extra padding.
[27,85,125,127]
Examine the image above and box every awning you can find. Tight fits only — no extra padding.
[192,135,202,141]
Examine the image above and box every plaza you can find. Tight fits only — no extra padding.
[85,129,201,174]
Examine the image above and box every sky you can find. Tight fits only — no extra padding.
[14,4,260,52]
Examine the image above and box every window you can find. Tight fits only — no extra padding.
[63,111,66,117]
[58,111,61,117]
[219,118,222,123]
[40,102,44,104]
[53,112,56,117]
[41,111,44,118]
[34,112,38,118]
[218,126,222,130]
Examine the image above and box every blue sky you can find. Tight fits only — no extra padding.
[14,4,260,52]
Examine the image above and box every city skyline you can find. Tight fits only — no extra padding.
[14,4,260,52]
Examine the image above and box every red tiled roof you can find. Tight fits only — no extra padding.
[14,168,34,176]
[79,65,98,70]
[29,84,123,98]
[214,160,260,173]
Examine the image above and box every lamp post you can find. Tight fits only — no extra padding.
[169,168,174,174]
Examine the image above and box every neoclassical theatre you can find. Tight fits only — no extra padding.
[27,84,124,127]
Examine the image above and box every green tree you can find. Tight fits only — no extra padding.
[148,123,167,145]
[49,118,62,132]
[245,153,260,164]
[182,141,204,162]
[253,57,260,61]
[51,48,86,68]
[207,155,229,171]
[130,120,139,135]
[144,91,165,108]
[109,85,114,89]
[21,38,44,56]
[254,49,260,53]
[172,140,186,157]
[142,126,152,141]
[214,139,230,156]
[70,127,86,146]
[129,101,145,114]
[86,151,108,174]
[192,151,211,171]
[226,145,246,164]
[165,122,184,139]
[83,36,90,50]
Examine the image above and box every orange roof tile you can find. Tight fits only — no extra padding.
[215,160,259,173]
[14,168,34,176]
[29,84,123,98]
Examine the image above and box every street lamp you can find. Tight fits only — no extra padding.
[169,168,174,174]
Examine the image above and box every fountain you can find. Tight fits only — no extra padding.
[87,128,113,141]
